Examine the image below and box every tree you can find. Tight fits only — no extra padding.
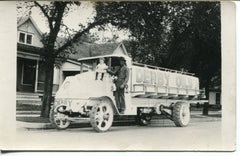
[165,2,221,114]
[95,1,221,114]
[17,1,110,117]
[95,1,220,74]
[95,1,172,65]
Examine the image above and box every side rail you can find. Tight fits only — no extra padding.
[130,65,201,100]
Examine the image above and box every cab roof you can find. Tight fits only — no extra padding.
[77,54,129,61]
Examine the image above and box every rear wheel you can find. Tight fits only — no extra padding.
[172,102,190,127]
[49,105,71,130]
[90,100,114,132]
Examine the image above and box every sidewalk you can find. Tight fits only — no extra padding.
[16,110,221,130]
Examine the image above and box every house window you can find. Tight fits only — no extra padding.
[26,34,32,44]
[19,32,25,43]
[18,32,33,45]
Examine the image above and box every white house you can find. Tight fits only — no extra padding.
[17,16,90,93]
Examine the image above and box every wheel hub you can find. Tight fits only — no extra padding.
[103,113,109,120]
[180,105,190,125]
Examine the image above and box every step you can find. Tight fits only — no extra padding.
[17,97,41,101]
[17,92,42,95]
[17,92,43,98]
[17,94,42,97]
[17,100,42,105]
[17,95,40,99]
[16,111,41,115]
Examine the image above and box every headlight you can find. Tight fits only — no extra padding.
[64,81,70,89]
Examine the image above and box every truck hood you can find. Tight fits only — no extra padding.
[55,71,113,99]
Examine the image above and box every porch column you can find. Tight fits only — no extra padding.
[34,60,39,92]
[108,58,111,68]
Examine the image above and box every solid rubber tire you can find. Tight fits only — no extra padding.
[90,101,114,132]
[172,102,190,127]
[49,106,71,130]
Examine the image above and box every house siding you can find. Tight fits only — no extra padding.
[18,20,43,48]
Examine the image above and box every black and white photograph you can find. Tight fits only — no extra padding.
[0,0,237,151]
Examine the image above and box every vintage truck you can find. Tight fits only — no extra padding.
[50,53,205,132]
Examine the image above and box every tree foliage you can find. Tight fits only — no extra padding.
[166,2,221,90]
[95,1,172,65]
[95,1,221,92]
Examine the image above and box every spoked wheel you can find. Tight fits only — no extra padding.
[173,102,190,127]
[135,110,152,126]
[90,100,114,132]
[49,105,71,130]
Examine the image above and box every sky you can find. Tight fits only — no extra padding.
[17,1,130,43]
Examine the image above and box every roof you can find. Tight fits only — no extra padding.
[17,43,43,55]
[68,43,91,60]
[53,34,121,60]
[69,42,123,60]
[17,42,84,66]
[77,43,129,61]
[17,16,29,27]
[17,16,43,36]
[88,43,119,57]
[17,39,124,60]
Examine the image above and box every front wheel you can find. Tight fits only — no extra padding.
[49,105,71,130]
[172,102,190,127]
[90,100,114,132]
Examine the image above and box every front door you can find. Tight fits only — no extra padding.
[17,58,36,92]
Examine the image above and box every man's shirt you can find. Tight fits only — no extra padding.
[116,65,129,86]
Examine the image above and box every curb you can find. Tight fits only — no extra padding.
[17,121,53,129]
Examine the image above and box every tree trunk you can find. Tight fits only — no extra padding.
[41,58,54,117]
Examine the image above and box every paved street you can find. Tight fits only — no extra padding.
[15,118,222,151]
